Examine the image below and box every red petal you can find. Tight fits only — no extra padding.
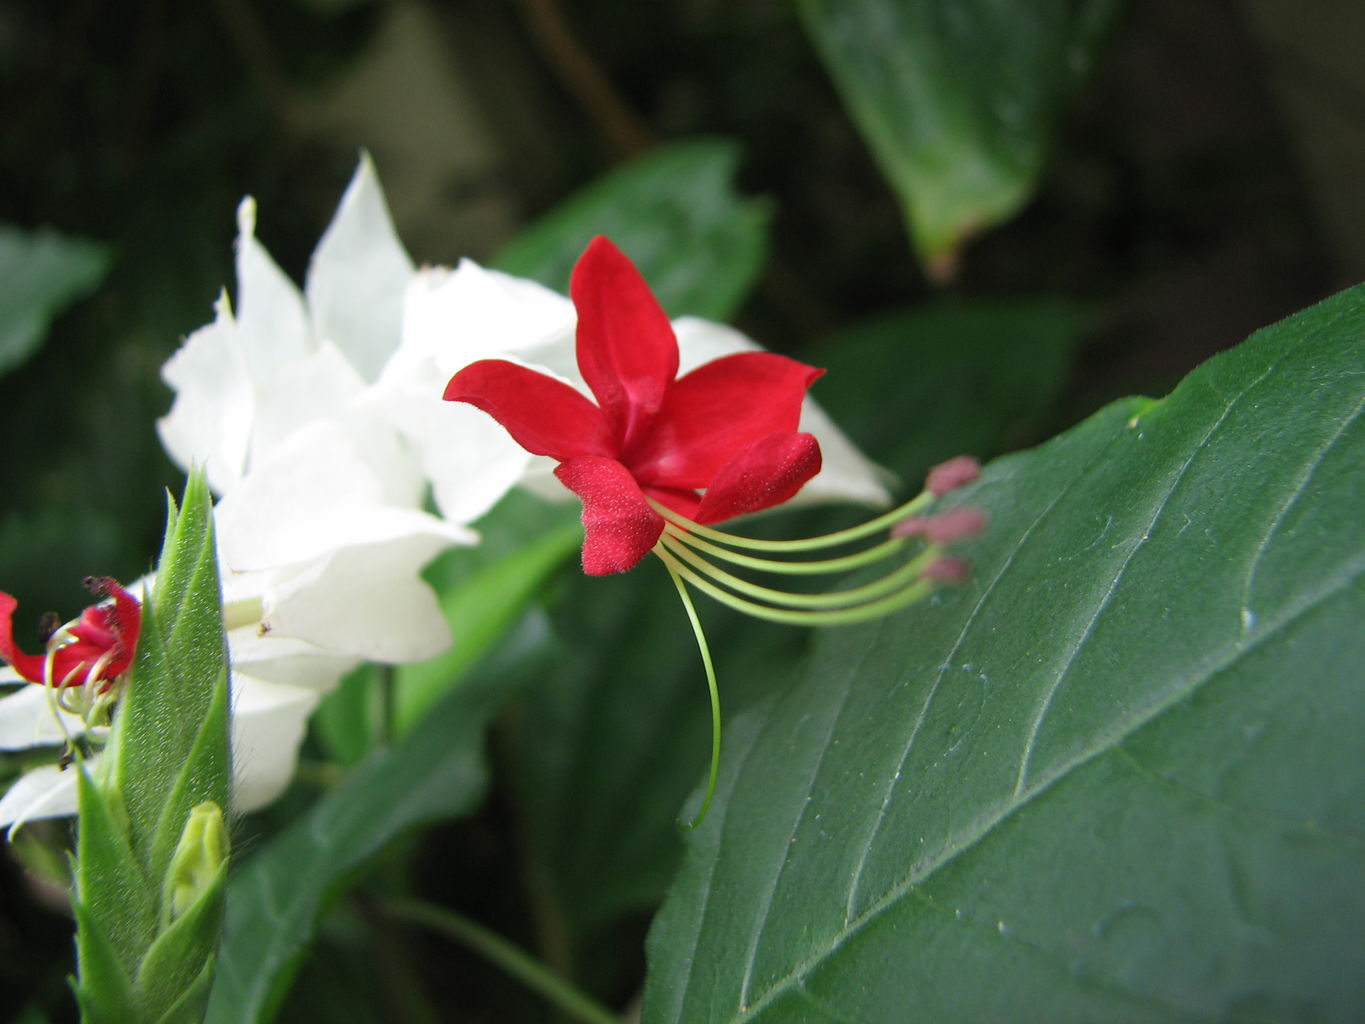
[445,359,615,460]
[694,432,822,524]
[628,352,823,489]
[570,237,678,449]
[0,591,44,682]
[84,578,141,676]
[554,457,665,575]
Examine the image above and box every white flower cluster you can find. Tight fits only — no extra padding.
[0,155,889,829]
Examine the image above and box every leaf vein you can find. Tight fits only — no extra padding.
[737,550,1363,1021]
[737,636,878,1009]
[1014,367,1271,796]
[1240,390,1365,637]
[843,419,1131,917]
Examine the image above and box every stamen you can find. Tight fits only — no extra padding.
[662,559,722,830]
[661,523,905,576]
[660,533,936,612]
[648,492,935,553]
[646,454,984,828]
[653,545,935,627]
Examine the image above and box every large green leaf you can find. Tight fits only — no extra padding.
[644,285,1365,1021]
[799,0,1124,274]
[205,614,558,1024]
[0,224,109,377]
[494,139,768,320]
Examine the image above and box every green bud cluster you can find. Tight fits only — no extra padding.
[70,471,232,1024]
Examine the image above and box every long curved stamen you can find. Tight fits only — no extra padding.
[662,559,722,830]
[660,523,906,576]
[653,545,936,627]
[660,532,937,611]
[647,492,936,553]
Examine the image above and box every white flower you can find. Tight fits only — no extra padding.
[1,156,532,829]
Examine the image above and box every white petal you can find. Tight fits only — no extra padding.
[246,339,367,467]
[157,293,255,495]
[263,533,456,662]
[0,764,79,830]
[0,685,84,750]
[366,380,532,525]
[795,401,896,507]
[230,675,319,813]
[234,196,313,376]
[670,315,759,371]
[227,624,359,692]
[390,260,576,385]
[215,416,469,572]
[305,154,414,384]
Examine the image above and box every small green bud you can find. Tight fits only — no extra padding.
[163,801,228,923]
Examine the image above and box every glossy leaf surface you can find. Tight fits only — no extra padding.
[644,285,1365,1021]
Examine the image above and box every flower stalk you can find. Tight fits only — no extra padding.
[70,469,232,1024]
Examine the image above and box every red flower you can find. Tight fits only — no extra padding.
[0,578,141,693]
[445,236,824,574]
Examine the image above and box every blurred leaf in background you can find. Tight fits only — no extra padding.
[0,225,109,379]
[799,0,1126,277]
[495,138,769,321]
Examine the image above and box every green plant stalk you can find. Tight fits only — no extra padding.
[71,470,231,1023]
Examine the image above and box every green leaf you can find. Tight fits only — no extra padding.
[70,901,138,1024]
[73,768,155,981]
[138,862,227,1021]
[495,139,769,320]
[206,613,560,1024]
[0,224,110,377]
[152,959,217,1024]
[643,284,1365,1021]
[799,0,1124,274]
[310,664,386,769]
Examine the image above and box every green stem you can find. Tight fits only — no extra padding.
[661,559,722,830]
[385,899,619,1024]
[647,491,934,553]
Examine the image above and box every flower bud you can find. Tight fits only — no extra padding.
[164,801,229,922]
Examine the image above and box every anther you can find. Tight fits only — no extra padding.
[925,455,980,497]
[891,506,988,544]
